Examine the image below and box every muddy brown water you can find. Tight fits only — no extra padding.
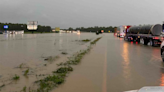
[0,33,100,92]
[0,33,164,92]
[53,34,164,92]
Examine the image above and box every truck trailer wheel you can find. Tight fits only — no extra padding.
[137,38,140,43]
[140,38,144,44]
[149,39,155,46]
[144,39,148,45]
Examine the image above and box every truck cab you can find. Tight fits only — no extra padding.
[117,26,126,38]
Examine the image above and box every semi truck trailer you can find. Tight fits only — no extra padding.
[124,24,164,46]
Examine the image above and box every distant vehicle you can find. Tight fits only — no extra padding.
[125,86,164,92]
[124,24,164,47]
[27,21,38,33]
[101,30,104,33]
[96,31,99,35]
[114,27,117,36]
[0,31,3,34]
[117,26,126,37]
[77,30,80,35]
[55,27,60,33]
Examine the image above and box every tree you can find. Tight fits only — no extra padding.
[68,27,73,31]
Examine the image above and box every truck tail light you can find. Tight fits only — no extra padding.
[153,37,159,39]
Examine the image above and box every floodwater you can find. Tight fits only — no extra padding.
[106,35,163,92]
[53,33,164,92]
[0,33,100,92]
[0,33,97,68]
[0,33,164,92]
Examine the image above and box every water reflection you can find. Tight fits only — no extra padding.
[122,43,131,79]
[59,38,63,50]
[4,34,8,40]
[119,38,123,41]
[78,33,81,40]
[21,34,24,38]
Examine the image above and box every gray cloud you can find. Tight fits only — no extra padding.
[0,0,164,28]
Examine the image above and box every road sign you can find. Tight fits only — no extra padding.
[27,21,38,30]
[4,25,9,29]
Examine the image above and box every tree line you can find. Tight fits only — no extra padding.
[0,22,116,33]
[0,22,52,32]
[68,26,116,32]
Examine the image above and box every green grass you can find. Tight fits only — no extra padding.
[22,86,26,92]
[90,37,102,44]
[13,74,20,80]
[44,56,60,62]
[0,84,5,90]
[36,75,65,92]
[24,69,29,76]
[81,39,91,42]
[19,63,23,68]
[53,66,73,73]
[61,52,68,55]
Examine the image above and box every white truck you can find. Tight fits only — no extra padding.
[117,26,126,38]
[27,21,38,33]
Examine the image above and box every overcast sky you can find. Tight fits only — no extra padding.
[0,0,164,28]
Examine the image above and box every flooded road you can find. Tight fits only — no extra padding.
[106,35,163,91]
[53,33,164,92]
[0,33,164,92]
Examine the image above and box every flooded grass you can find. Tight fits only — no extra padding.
[34,74,65,92]
[90,37,102,44]
[13,74,20,80]
[61,52,68,55]
[32,37,102,91]
[81,39,91,42]
[19,63,24,68]
[0,84,5,91]
[22,86,26,92]
[0,33,103,92]
[53,66,73,73]
[24,69,29,76]
[75,39,91,43]
[1,37,102,92]
[16,63,28,69]
[44,56,60,62]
